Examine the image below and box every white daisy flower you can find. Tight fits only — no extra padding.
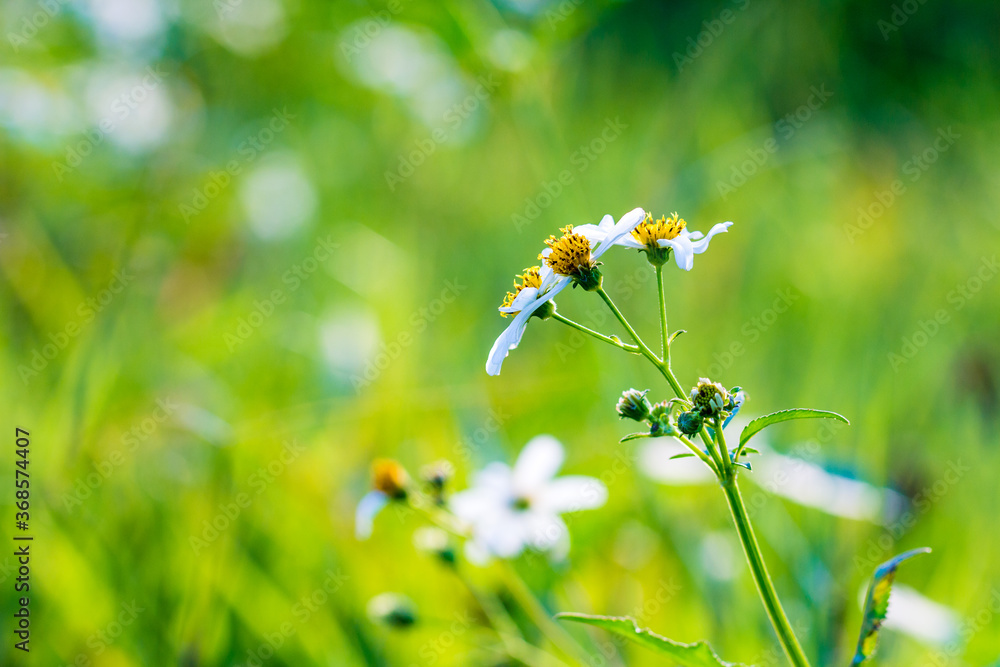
[486,207,646,376]
[578,211,731,271]
[449,435,608,564]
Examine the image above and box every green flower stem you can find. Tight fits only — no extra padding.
[715,418,732,475]
[454,567,569,667]
[551,312,640,354]
[656,264,670,363]
[498,561,590,667]
[721,479,811,667]
[600,277,809,666]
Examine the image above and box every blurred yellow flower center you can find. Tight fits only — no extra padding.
[542,226,594,277]
[499,266,543,317]
[632,212,686,248]
[372,459,409,498]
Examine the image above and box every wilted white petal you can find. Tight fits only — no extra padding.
[689,221,732,254]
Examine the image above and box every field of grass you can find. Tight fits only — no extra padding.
[2,0,999,664]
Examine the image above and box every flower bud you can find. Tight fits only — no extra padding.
[420,460,454,490]
[616,388,652,422]
[690,378,729,418]
[413,527,456,565]
[677,410,704,435]
[372,459,409,500]
[367,593,417,628]
[648,400,675,436]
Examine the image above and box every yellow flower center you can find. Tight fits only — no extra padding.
[632,212,687,248]
[541,225,594,277]
[372,459,409,498]
[499,266,543,317]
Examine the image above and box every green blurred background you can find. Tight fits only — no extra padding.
[2,0,999,664]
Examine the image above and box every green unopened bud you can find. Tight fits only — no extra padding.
[690,378,729,418]
[648,400,675,436]
[367,593,417,628]
[677,410,704,436]
[616,388,652,421]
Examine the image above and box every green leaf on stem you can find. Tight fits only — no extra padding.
[739,408,849,450]
[668,329,686,345]
[556,613,746,666]
[620,432,654,443]
[669,453,695,460]
[852,547,932,665]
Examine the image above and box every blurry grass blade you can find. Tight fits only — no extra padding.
[669,453,696,460]
[739,409,850,450]
[852,547,932,665]
[555,613,745,666]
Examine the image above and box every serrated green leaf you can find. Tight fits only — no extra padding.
[620,432,653,443]
[739,408,849,450]
[556,613,746,666]
[852,547,932,665]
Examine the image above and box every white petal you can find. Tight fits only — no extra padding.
[616,236,646,249]
[522,511,568,550]
[354,491,389,539]
[480,512,528,558]
[485,279,568,376]
[574,214,616,245]
[537,476,608,513]
[593,207,646,259]
[500,286,539,313]
[513,435,564,492]
[660,235,695,271]
[690,221,732,255]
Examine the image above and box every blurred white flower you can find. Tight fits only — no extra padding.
[577,212,731,271]
[640,417,908,525]
[486,207,645,375]
[449,435,607,564]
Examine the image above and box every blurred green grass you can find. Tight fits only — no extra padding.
[2,0,1000,664]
